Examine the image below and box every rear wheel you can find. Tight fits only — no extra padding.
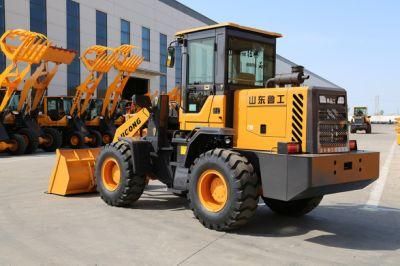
[7,134,27,155]
[41,128,63,152]
[366,124,372,134]
[18,128,39,154]
[188,149,259,231]
[262,196,323,217]
[95,141,146,207]
[67,131,84,149]
[88,130,102,147]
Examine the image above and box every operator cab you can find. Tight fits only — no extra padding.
[168,23,282,127]
[44,96,73,121]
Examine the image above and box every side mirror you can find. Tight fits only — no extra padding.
[166,46,175,68]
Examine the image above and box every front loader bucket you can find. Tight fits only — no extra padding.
[48,148,100,196]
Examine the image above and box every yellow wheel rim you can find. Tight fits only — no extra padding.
[70,135,79,146]
[101,158,121,191]
[197,169,228,212]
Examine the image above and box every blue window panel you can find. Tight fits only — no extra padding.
[66,0,80,96]
[160,76,167,93]
[96,10,107,46]
[96,10,107,97]
[0,0,5,72]
[159,33,167,92]
[30,0,47,34]
[159,33,167,74]
[175,45,182,86]
[121,19,130,45]
[142,27,150,61]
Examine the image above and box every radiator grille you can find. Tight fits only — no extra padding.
[318,105,349,153]
[291,93,304,143]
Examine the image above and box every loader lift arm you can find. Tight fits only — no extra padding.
[17,46,77,114]
[70,45,119,118]
[0,29,50,112]
[101,44,144,119]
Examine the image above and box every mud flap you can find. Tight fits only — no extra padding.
[48,148,101,195]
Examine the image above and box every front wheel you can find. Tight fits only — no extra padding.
[188,149,259,231]
[95,141,146,207]
[18,128,39,154]
[262,196,323,217]
[7,134,27,155]
[88,129,102,147]
[41,128,63,152]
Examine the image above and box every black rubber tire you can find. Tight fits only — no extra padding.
[173,192,187,198]
[95,141,146,207]
[366,125,372,134]
[7,134,27,155]
[188,149,260,231]
[101,130,114,145]
[88,129,102,147]
[67,131,85,149]
[41,128,63,152]
[262,196,323,217]
[18,128,39,154]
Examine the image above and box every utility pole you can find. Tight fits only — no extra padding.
[375,95,380,115]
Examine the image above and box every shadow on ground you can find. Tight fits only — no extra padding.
[65,184,400,251]
[235,203,400,251]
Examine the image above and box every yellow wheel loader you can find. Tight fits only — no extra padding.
[396,117,400,145]
[0,29,50,154]
[6,45,76,153]
[350,107,372,134]
[84,44,143,144]
[48,23,380,231]
[38,45,119,148]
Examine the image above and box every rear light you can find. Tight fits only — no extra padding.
[278,142,302,154]
[287,142,302,154]
[349,140,358,151]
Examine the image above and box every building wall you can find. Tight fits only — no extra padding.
[2,0,340,98]
[3,0,207,96]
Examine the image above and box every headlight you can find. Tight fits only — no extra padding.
[337,96,345,105]
[99,116,104,120]
[319,95,326,104]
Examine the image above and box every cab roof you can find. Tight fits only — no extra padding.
[175,22,283,38]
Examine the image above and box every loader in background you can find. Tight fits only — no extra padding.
[6,45,76,152]
[84,44,143,144]
[38,45,119,148]
[48,23,380,231]
[0,29,50,154]
[351,106,372,134]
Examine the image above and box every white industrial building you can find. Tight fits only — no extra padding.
[0,0,342,99]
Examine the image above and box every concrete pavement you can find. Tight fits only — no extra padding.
[0,125,399,265]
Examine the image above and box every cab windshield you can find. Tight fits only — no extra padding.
[354,107,367,116]
[228,37,275,87]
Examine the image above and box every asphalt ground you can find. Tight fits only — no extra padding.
[0,124,399,265]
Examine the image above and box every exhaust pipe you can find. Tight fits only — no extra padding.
[266,65,310,88]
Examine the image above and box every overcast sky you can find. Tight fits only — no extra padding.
[178,0,400,114]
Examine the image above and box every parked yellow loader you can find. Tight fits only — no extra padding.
[0,29,49,154]
[84,44,143,144]
[38,45,119,148]
[48,23,380,231]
